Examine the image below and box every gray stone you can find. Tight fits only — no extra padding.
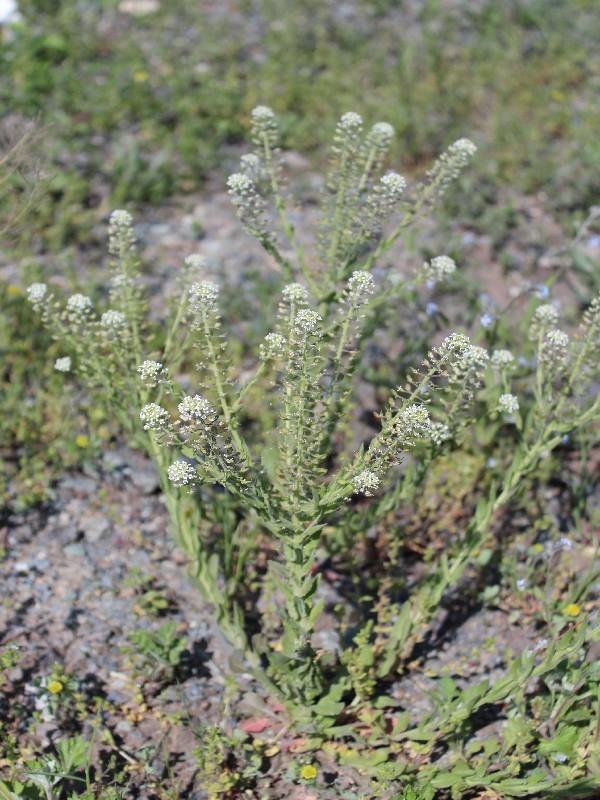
[63,543,86,558]
[84,514,110,543]
[129,466,161,495]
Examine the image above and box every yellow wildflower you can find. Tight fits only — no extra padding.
[7,285,21,297]
[299,764,317,781]
[75,435,89,448]
[133,70,149,83]
[48,680,64,694]
[563,603,581,617]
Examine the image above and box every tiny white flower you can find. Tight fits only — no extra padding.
[461,344,489,370]
[498,393,519,415]
[433,255,457,279]
[240,153,262,178]
[184,254,206,269]
[353,470,380,495]
[66,294,93,320]
[534,303,559,325]
[167,460,197,488]
[440,333,470,352]
[109,209,133,228]
[516,578,527,591]
[241,153,260,169]
[395,404,431,438]
[430,422,450,446]
[178,395,217,425]
[480,312,494,329]
[140,403,170,431]
[100,310,126,330]
[227,173,254,195]
[544,329,569,348]
[491,349,514,367]
[251,105,276,123]
[189,281,219,312]
[379,172,406,197]
[260,332,287,359]
[54,357,71,373]
[27,283,48,304]
[348,270,375,302]
[281,283,309,304]
[552,753,568,764]
[339,111,363,130]
[370,122,394,141]
[138,360,165,387]
[541,329,569,366]
[294,309,322,333]
[448,138,477,157]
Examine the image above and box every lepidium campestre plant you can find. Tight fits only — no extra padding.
[29,109,599,791]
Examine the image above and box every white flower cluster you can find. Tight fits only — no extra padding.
[240,153,262,180]
[394,404,431,439]
[429,421,451,446]
[227,171,273,244]
[534,303,559,325]
[530,303,559,339]
[369,121,394,144]
[498,393,519,415]
[178,395,217,425]
[227,172,254,196]
[379,171,406,198]
[140,403,170,431]
[366,171,406,225]
[189,281,219,313]
[111,274,135,291]
[448,138,477,157]
[541,329,569,368]
[440,333,470,353]
[260,332,287,360]
[460,344,489,371]
[138,360,166,387]
[339,111,363,131]
[184,254,206,270]
[27,282,48,306]
[54,357,71,373]
[251,105,278,148]
[108,209,136,256]
[491,349,514,367]
[425,137,477,199]
[294,309,322,333]
[66,294,93,323]
[348,270,375,303]
[282,282,309,304]
[167,460,197,488]
[353,470,380,495]
[109,209,133,229]
[252,105,276,124]
[100,310,126,330]
[421,255,456,284]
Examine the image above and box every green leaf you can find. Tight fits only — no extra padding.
[337,746,391,770]
[260,446,279,481]
[312,698,345,717]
